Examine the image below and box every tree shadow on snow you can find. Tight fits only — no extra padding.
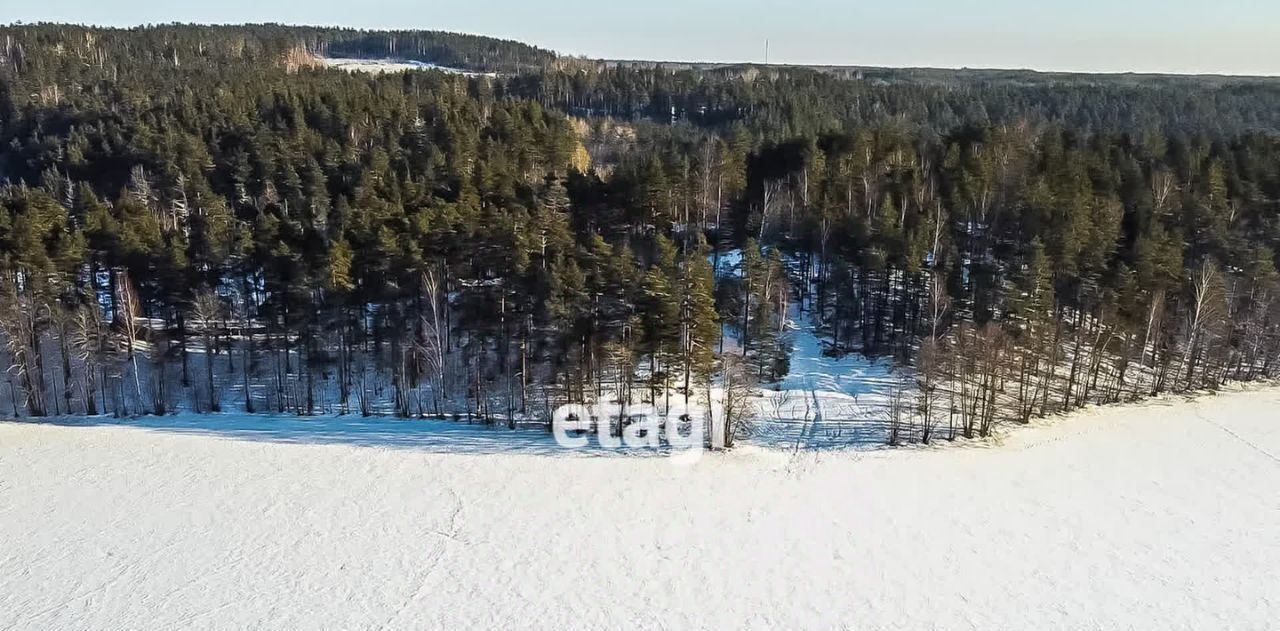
[4,413,687,459]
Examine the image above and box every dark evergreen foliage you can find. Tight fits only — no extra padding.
[2,23,1279,441]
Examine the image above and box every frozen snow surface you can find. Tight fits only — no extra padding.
[3,387,1278,630]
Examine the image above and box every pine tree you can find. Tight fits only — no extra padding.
[679,238,720,407]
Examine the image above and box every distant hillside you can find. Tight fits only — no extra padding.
[6,22,1280,137]
[604,59,1280,88]
[314,27,554,73]
[0,23,556,74]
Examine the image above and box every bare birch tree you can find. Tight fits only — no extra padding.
[190,290,226,412]
[713,354,756,449]
[69,302,105,416]
[1183,260,1227,390]
[116,270,145,414]
[0,275,47,416]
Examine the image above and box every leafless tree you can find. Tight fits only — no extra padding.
[417,270,448,417]
[887,381,909,447]
[975,323,1007,438]
[1151,168,1177,214]
[916,275,950,442]
[148,324,172,415]
[116,270,145,414]
[606,339,636,410]
[190,290,226,412]
[233,281,256,413]
[758,178,786,241]
[68,302,105,415]
[0,275,47,416]
[1238,289,1276,381]
[713,354,756,449]
[49,303,78,414]
[1182,260,1227,390]
[952,321,1007,439]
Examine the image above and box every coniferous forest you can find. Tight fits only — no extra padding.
[4,23,1280,445]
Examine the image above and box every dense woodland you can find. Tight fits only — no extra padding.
[3,23,1280,446]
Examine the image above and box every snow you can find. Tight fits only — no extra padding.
[752,304,899,449]
[705,246,901,448]
[318,57,496,77]
[3,386,1278,630]
[779,309,892,394]
[710,247,743,279]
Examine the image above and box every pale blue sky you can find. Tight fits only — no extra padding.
[4,0,1278,75]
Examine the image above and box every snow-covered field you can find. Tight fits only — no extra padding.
[318,57,495,77]
[2,387,1277,630]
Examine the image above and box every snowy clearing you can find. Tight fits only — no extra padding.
[752,307,899,450]
[318,57,495,77]
[2,387,1278,630]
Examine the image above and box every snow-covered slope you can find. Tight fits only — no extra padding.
[318,57,495,77]
[2,387,1277,630]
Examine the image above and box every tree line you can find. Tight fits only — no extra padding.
[2,24,1279,448]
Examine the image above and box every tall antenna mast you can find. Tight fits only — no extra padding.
[765,39,770,65]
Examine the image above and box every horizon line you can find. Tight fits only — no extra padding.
[5,19,1279,80]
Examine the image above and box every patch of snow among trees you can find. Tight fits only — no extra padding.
[2,386,1278,629]
[318,57,496,77]
[752,305,900,450]
[710,247,743,279]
